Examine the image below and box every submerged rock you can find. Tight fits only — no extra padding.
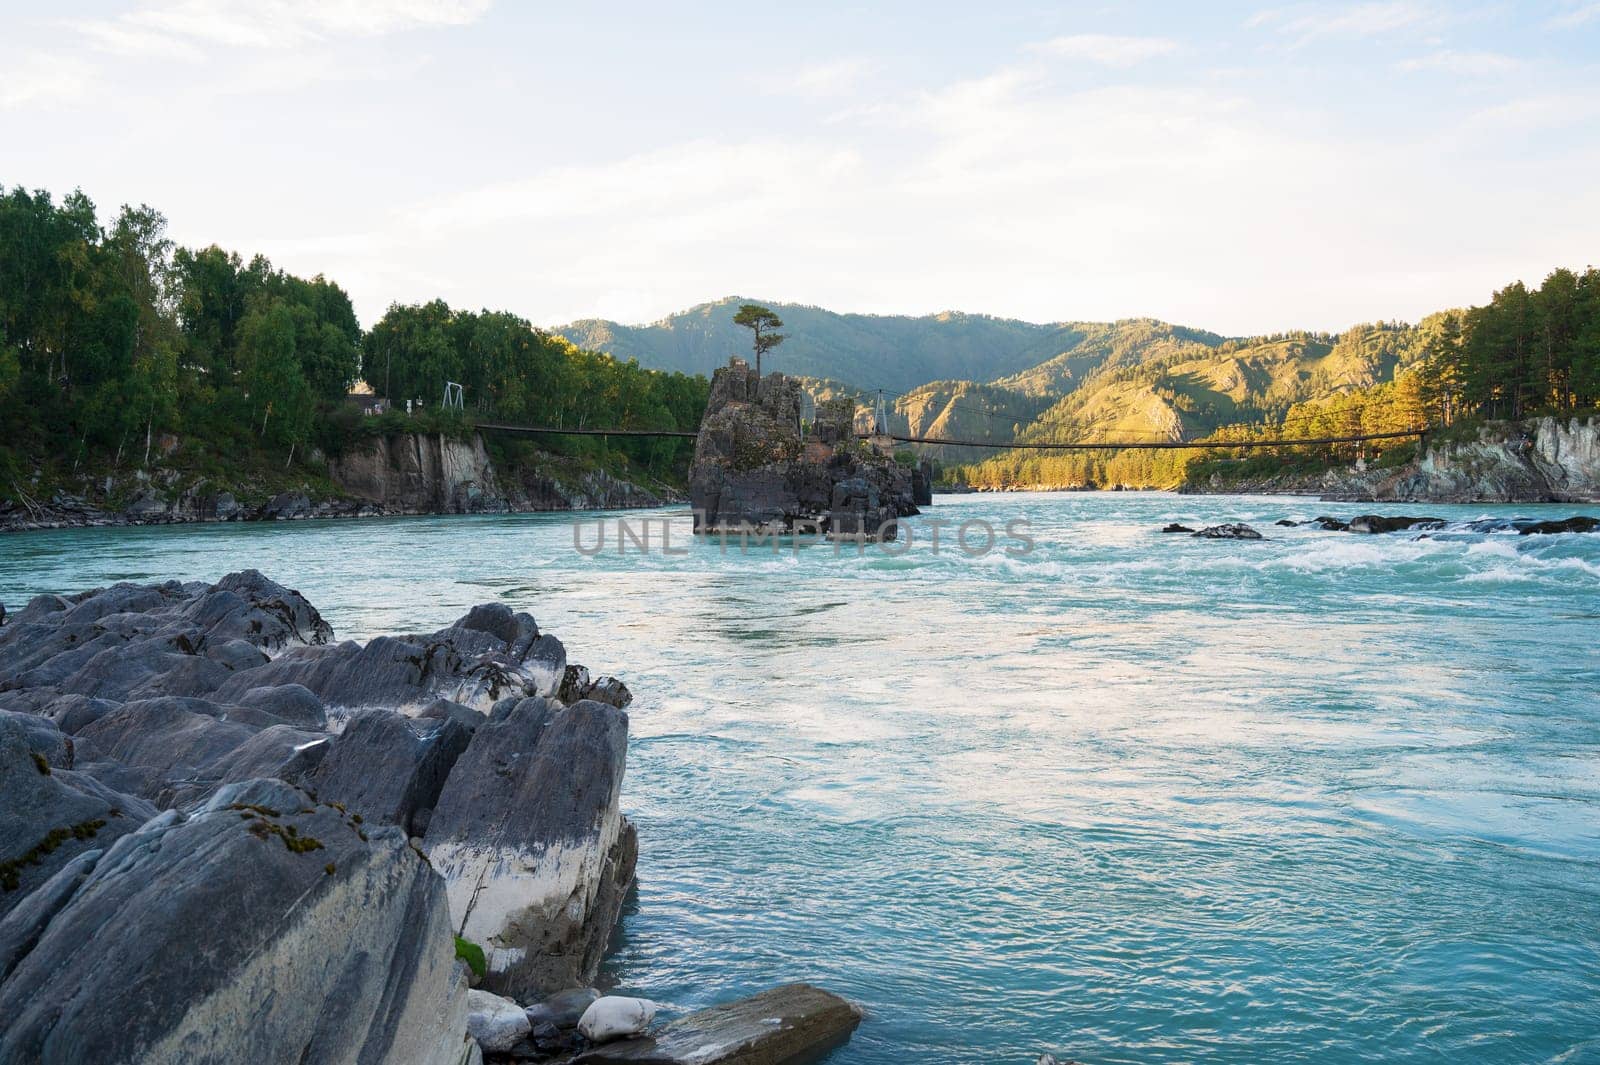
[573,983,862,1064]
[1517,515,1600,535]
[1347,514,1446,534]
[1192,523,1264,540]
[1160,523,1195,533]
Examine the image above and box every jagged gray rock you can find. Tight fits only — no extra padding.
[0,714,156,919]
[303,708,473,835]
[210,612,563,717]
[424,698,633,1000]
[0,778,473,1065]
[72,697,259,803]
[0,573,641,1064]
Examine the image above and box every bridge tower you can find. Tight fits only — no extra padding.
[870,389,895,453]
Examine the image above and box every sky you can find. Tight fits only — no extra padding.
[2,1,1599,337]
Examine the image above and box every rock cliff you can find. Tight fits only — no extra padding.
[688,358,919,541]
[329,433,668,516]
[1186,416,1600,503]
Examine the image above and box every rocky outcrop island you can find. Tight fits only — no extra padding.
[0,572,861,1063]
[689,358,931,542]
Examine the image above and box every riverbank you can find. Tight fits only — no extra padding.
[2,430,680,533]
[945,416,1600,504]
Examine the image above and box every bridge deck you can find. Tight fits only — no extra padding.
[476,422,1424,450]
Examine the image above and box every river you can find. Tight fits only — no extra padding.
[2,492,1597,1064]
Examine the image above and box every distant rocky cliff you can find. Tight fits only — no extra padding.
[688,359,922,541]
[328,432,666,515]
[1186,417,1600,503]
[2,431,671,532]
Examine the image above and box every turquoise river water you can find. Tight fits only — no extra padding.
[2,492,1598,1064]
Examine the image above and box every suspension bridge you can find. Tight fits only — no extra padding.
[474,421,1427,451]
[469,385,1426,450]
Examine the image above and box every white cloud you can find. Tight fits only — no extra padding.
[1247,2,1436,42]
[411,139,863,233]
[1031,34,1181,67]
[71,0,491,56]
[0,54,96,110]
[1546,2,1600,27]
[1397,49,1521,75]
[771,59,876,98]
[1462,93,1600,131]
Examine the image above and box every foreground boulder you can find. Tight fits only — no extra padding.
[467,988,532,1053]
[579,996,658,1043]
[572,983,863,1064]
[0,571,331,702]
[0,778,472,1065]
[424,697,635,1001]
[0,572,678,1063]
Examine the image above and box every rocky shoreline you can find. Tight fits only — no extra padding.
[1182,416,1600,503]
[2,431,677,534]
[0,572,861,1063]
[1162,514,1600,540]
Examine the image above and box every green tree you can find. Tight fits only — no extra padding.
[732,303,784,378]
[238,301,312,449]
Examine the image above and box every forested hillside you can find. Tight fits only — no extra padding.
[956,269,1600,490]
[0,185,707,509]
[562,298,1117,391]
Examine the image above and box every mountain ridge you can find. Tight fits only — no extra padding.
[556,296,1177,394]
